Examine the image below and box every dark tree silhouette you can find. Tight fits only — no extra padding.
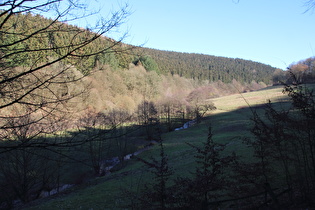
[0,1,132,206]
[132,137,173,209]
[239,73,315,208]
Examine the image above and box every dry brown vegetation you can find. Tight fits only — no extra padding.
[68,63,268,120]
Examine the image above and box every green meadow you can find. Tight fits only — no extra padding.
[25,85,292,209]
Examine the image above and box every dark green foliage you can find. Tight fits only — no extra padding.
[135,55,160,73]
[0,12,127,74]
[133,140,173,210]
[96,52,119,69]
[139,48,277,84]
[242,74,315,208]
[1,12,278,83]
[174,126,235,209]
[0,12,276,83]
[133,125,236,209]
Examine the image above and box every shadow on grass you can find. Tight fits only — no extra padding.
[9,99,294,209]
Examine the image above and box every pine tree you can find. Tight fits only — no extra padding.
[188,126,232,208]
[134,138,173,209]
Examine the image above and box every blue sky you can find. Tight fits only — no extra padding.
[86,0,315,70]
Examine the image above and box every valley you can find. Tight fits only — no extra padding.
[1,4,315,209]
[22,85,292,209]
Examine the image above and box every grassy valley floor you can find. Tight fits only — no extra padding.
[23,85,291,209]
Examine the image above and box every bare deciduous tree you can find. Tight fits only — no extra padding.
[304,0,315,13]
[0,0,132,151]
[0,114,65,206]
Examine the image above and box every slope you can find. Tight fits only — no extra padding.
[24,86,288,210]
[137,47,278,84]
[1,12,278,85]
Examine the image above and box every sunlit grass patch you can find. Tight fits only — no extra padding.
[210,86,287,112]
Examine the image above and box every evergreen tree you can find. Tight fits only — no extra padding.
[133,139,173,209]
[172,125,235,209]
[238,73,315,208]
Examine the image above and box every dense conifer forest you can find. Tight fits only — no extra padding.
[2,12,278,85]
[138,48,277,84]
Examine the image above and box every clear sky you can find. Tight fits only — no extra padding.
[86,0,315,70]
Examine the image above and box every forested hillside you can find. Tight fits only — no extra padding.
[0,11,281,116]
[2,2,315,209]
[2,12,278,85]
[137,48,277,84]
